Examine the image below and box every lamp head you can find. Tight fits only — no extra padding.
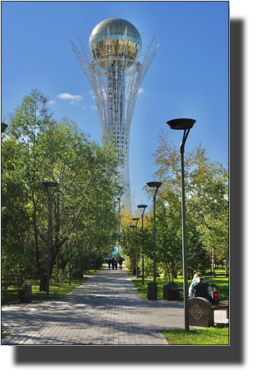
[130,225,136,228]
[147,181,162,188]
[132,217,139,221]
[137,204,148,209]
[166,118,196,130]
[43,181,58,188]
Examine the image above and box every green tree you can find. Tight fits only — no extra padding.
[186,225,211,278]
[2,89,125,290]
[154,197,182,281]
[143,130,228,279]
[1,135,34,287]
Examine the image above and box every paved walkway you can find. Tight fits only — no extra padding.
[1,268,227,345]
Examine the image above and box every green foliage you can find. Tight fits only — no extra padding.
[1,89,125,290]
[186,225,211,278]
[144,132,228,278]
[162,327,229,345]
[119,132,228,287]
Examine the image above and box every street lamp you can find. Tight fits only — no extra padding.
[132,217,140,277]
[146,181,162,299]
[43,181,58,298]
[166,118,196,331]
[137,204,147,285]
[117,196,121,240]
[65,206,74,286]
[130,224,136,275]
[117,197,121,213]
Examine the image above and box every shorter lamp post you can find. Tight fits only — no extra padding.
[117,196,121,239]
[65,206,74,285]
[137,204,148,285]
[132,217,139,277]
[130,224,136,274]
[166,118,196,331]
[43,181,58,298]
[146,181,162,299]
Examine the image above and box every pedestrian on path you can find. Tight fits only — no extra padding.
[108,256,112,269]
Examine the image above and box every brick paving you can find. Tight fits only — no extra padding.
[1,267,227,345]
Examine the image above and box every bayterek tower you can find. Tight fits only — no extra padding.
[72,17,159,207]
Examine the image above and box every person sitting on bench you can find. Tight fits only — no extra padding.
[188,273,214,304]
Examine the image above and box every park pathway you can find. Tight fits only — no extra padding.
[2,267,185,345]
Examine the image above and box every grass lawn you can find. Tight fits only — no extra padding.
[1,269,102,303]
[161,326,229,345]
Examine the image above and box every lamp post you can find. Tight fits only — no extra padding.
[146,181,162,299]
[117,196,121,240]
[43,181,58,298]
[166,118,196,331]
[132,217,139,277]
[137,204,148,285]
[130,224,136,274]
[65,206,74,285]
[117,197,121,213]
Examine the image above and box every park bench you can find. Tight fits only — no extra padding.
[211,300,229,319]
[165,279,215,301]
[167,287,183,300]
[163,282,183,301]
[1,283,32,303]
[189,297,229,327]
[208,283,229,318]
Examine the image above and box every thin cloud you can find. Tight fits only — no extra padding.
[138,88,144,94]
[57,93,83,101]
[48,100,56,104]
[91,106,97,110]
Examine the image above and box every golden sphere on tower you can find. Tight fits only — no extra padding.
[89,17,142,69]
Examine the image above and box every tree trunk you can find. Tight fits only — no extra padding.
[224,259,228,276]
[211,248,215,277]
[39,270,47,291]
[32,192,45,290]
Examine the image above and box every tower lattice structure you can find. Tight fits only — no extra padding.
[72,17,159,207]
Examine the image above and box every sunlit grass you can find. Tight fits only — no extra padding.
[1,270,101,303]
[162,326,229,345]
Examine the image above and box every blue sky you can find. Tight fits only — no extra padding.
[2,1,229,210]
